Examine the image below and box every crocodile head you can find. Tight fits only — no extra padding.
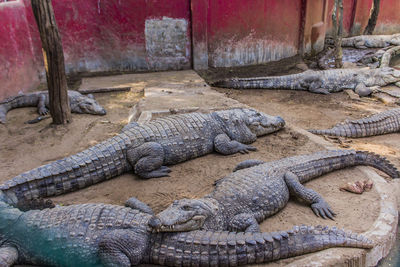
[240,108,285,136]
[70,93,107,115]
[151,199,217,232]
[381,67,400,84]
[215,108,285,138]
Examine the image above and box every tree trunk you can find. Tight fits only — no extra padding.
[363,0,381,35]
[31,0,71,124]
[332,0,343,68]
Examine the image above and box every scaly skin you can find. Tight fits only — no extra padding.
[0,108,285,209]
[309,108,400,138]
[341,33,400,48]
[0,90,106,123]
[0,198,373,267]
[154,150,400,233]
[212,67,400,96]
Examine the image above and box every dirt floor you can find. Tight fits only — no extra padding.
[1,67,399,266]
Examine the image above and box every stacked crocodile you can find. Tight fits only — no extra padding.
[0,194,374,267]
[153,150,399,233]
[0,108,284,209]
[1,108,398,266]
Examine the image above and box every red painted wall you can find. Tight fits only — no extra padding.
[326,0,400,36]
[0,0,192,100]
[0,1,42,101]
[326,0,357,36]
[207,0,302,67]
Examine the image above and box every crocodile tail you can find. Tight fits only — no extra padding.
[148,225,373,266]
[0,104,10,123]
[355,151,400,179]
[0,135,129,207]
[308,123,359,137]
[308,128,339,136]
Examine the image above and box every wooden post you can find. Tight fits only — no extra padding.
[31,0,71,124]
[332,0,343,68]
[363,0,381,35]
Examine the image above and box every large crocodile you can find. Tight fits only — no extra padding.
[0,90,107,124]
[0,195,373,267]
[153,150,399,233]
[309,108,400,138]
[341,33,400,48]
[0,108,285,209]
[212,67,400,96]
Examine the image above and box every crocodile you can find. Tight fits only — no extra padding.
[153,150,399,233]
[212,67,400,96]
[341,33,400,48]
[309,108,400,138]
[0,196,373,267]
[0,90,107,124]
[0,108,285,209]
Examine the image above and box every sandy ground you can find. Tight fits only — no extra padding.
[1,68,399,266]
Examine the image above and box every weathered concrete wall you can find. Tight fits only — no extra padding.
[206,0,302,68]
[46,0,192,73]
[302,0,329,55]
[0,0,192,100]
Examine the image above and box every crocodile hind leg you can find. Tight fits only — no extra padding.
[214,133,256,155]
[233,159,265,172]
[37,94,49,115]
[284,171,336,220]
[127,142,171,179]
[99,229,149,267]
[309,81,330,95]
[228,213,261,232]
[0,246,18,267]
[125,197,154,215]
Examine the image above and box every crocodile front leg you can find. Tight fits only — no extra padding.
[127,142,171,179]
[125,197,154,215]
[37,94,49,115]
[99,229,149,267]
[309,81,330,94]
[0,246,18,267]
[228,213,261,232]
[284,171,336,220]
[214,133,256,155]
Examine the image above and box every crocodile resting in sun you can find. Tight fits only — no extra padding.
[309,108,400,138]
[0,195,373,267]
[341,33,400,48]
[153,150,399,233]
[0,108,285,209]
[0,90,107,124]
[212,67,400,96]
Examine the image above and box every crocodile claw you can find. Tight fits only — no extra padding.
[238,145,257,154]
[39,108,49,116]
[311,201,336,220]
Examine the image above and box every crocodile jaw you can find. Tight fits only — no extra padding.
[154,215,206,232]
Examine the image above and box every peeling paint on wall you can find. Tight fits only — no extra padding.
[145,17,190,70]
[209,33,298,68]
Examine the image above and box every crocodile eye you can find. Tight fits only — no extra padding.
[182,205,192,211]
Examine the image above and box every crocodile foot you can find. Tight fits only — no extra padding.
[311,201,336,220]
[138,166,171,179]
[238,144,257,154]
